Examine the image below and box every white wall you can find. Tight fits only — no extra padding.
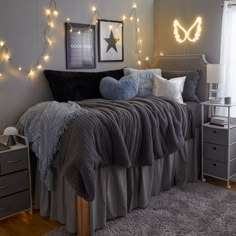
[0,0,154,132]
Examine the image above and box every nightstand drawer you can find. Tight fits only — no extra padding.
[204,126,236,146]
[0,171,29,198]
[203,159,236,179]
[0,149,28,175]
[204,126,228,145]
[203,143,236,163]
[204,143,228,163]
[0,190,30,219]
[203,159,227,179]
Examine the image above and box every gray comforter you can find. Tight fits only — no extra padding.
[63,97,192,201]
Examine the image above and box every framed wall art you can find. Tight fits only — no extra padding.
[65,22,96,69]
[98,19,124,62]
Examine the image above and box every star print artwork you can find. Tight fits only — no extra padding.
[98,19,124,62]
[104,30,119,53]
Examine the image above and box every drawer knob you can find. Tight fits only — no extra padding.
[213,147,217,150]
[213,130,218,134]
[213,163,217,167]
[7,160,22,164]
[0,185,8,189]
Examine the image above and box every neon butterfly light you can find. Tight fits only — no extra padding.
[173,17,202,43]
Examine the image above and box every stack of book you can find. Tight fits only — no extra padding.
[210,117,228,127]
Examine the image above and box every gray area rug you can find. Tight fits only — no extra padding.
[44,182,236,236]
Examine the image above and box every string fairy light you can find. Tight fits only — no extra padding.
[0,0,150,78]
[53,10,59,16]
[0,0,59,78]
[44,54,50,61]
[28,69,35,78]
[37,65,43,70]
[91,6,97,13]
[0,41,5,47]
[46,9,51,15]
[5,54,10,61]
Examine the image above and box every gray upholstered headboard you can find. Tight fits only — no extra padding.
[156,54,208,102]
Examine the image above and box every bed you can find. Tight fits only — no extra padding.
[19,54,208,236]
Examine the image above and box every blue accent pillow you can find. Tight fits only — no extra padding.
[124,68,162,97]
[100,75,139,100]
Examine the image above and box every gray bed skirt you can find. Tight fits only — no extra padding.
[35,129,200,234]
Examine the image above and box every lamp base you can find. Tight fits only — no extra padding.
[7,135,16,146]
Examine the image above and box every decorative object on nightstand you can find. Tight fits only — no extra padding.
[224,97,231,105]
[201,101,236,189]
[207,64,223,103]
[0,135,32,220]
[3,127,19,146]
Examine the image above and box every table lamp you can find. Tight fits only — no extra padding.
[207,64,223,103]
[3,127,18,146]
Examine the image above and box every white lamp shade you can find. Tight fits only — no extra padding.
[207,64,223,83]
[3,127,18,135]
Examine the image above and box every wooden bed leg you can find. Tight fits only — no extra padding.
[77,196,90,236]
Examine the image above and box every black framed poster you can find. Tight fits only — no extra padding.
[65,23,96,69]
[98,19,124,62]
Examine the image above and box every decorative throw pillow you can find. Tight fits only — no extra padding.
[100,75,139,100]
[124,68,162,97]
[153,74,186,104]
[44,69,124,102]
[162,70,201,102]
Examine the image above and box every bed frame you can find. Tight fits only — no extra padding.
[77,54,209,236]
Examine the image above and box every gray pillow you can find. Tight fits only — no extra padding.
[162,70,201,102]
[100,75,139,100]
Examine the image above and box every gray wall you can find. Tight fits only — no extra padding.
[155,0,223,63]
[0,0,154,133]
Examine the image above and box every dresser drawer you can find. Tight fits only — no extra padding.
[0,190,30,219]
[0,149,28,175]
[203,159,236,179]
[0,171,29,198]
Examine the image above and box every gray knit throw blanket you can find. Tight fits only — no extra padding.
[17,101,87,190]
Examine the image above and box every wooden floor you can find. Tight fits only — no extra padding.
[1,177,236,236]
[0,210,62,236]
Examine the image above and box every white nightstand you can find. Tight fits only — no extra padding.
[201,101,236,189]
[0,135,32,220]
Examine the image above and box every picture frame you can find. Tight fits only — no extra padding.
[98,19,124,62]
[65,22,96,69]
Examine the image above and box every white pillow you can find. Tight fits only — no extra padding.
[153,74,186,104]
